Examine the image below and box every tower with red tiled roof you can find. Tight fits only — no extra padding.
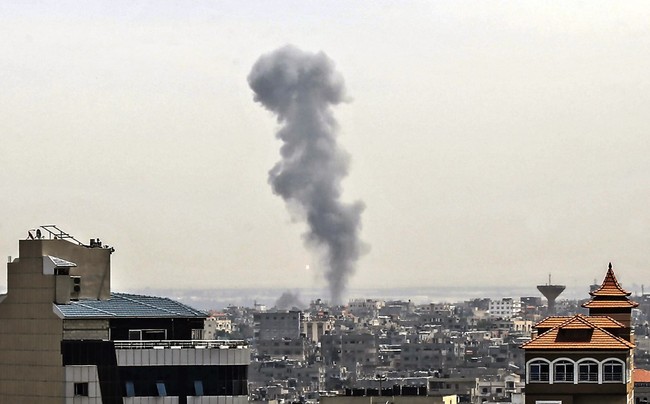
[520,263,636,404]
[583,263,638,337]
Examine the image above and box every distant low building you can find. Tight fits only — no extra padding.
[634,368,650,404]
[204,312,233,338]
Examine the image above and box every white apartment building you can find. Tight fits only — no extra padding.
[488,297,521,319]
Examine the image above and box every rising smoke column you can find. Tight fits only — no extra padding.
[274,291,305,311]
[248,45,366,305]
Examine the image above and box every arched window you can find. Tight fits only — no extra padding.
[577,359,599,382]
[528,359,549,382]
[603,359,624,382]
[554,359,575,383]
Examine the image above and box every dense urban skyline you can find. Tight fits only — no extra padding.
[2,2,650,299]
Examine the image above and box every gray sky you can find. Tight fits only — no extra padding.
[2,1,649,298]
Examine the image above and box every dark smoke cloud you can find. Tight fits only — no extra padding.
[274,291,305,311]
[248,45,367,305]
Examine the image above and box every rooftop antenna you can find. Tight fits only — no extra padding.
[37,225,84,245]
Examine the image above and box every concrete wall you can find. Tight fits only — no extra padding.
[63,319,110,340]
[0,241,65,403]
[0,238,112,403]
[115,347,250,366]
[64,365,101,403]
[33,239,112,300]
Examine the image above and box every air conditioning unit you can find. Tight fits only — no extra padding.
[70,276,81,300]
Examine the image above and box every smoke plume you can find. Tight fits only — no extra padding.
[274,291,305,311]
[248,45,367,305]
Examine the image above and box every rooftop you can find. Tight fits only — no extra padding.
[535,315,625,330]
[521,314,634,351]
[54,292,207,319]
[589,263,631,297]
[582,263,638,309]
[634,368,650,384]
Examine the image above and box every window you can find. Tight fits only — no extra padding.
[554,360,574,383]
[156,381,167,396]
[74,382,88,396]
[603,360,624,382]
[128,329,167,340]
[529,360,549,382]
[578,361,599,382]
[125,381,135,397]
[144,330,167,340]
[194,380,204,396]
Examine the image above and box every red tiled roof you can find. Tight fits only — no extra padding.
[590,263,631,297]
[634,368,650,384]
[521,314,634,350]
[582,263,638,309]
[582,299,639,309]
[535,315,625,329]
[534,316,571,328]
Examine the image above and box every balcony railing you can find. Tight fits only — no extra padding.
[114,339,247,350]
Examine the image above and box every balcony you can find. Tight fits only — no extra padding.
[113,340,250,367]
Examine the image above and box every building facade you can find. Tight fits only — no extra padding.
[0,227,249,404]
[489,298,522,320]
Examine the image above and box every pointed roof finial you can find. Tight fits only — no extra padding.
[588,262,631,297]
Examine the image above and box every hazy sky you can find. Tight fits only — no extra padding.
[2,1,649,300]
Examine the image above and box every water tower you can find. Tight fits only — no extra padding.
[537,274,565,315]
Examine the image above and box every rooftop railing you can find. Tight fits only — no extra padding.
[113,339,247,350]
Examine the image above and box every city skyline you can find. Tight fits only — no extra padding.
[2,2,650,299]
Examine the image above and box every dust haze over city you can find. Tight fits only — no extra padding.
[2,2,650,305]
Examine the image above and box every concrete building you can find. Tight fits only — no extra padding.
[428,376,475,400]
[472,373,525,403]
[302,312,335,343]
[348,299,385,318]
[0,226,249,403]
[400,341,459,371]
[204,312,232,339]
[634,368,650,404]
[489,298,521,320]
[321,332,379,375]
[254,311,301,340]
[256,338,307,360]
